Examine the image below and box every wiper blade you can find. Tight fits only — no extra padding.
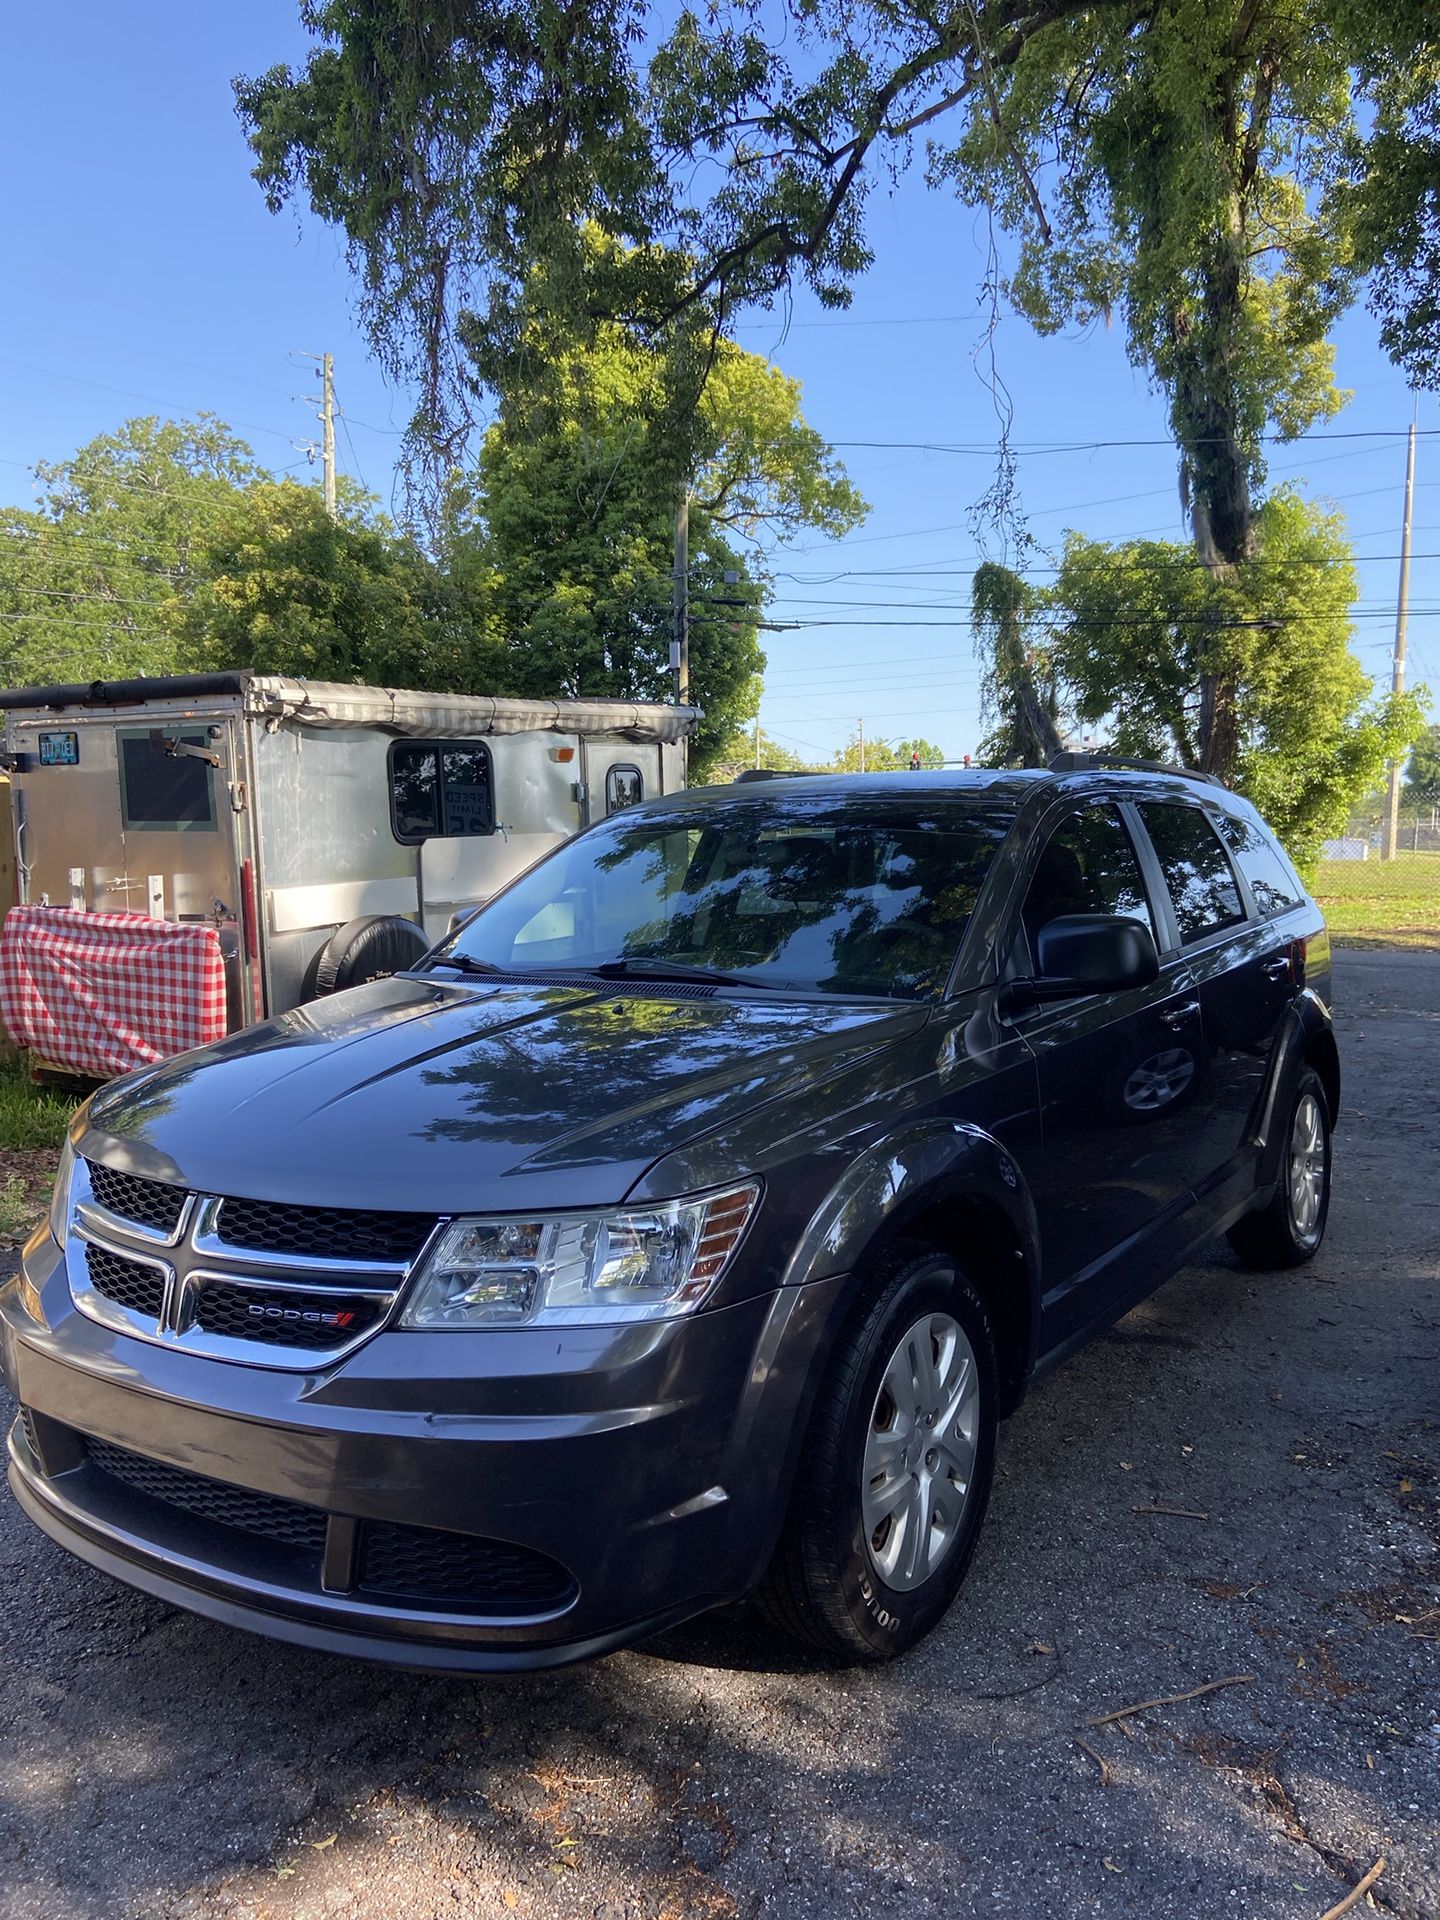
[587,958,781,990]
[426,953,506,977]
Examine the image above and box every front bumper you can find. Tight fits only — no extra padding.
[2,1230,843,1670]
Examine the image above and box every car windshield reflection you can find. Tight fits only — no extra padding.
[433,795,1015,1001]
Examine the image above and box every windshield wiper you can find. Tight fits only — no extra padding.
[586,958,782,990]
[425,953,507,977]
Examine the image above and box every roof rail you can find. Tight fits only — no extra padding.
[733,766,816,782]
[1047,750,1226,790]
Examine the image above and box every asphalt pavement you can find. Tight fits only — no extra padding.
[2,947,1437,1920]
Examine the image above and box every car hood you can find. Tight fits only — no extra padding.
[81,974,926,1213]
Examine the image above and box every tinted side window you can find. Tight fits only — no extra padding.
[1021,806,1156,949]
[389,741,494,842]
[1139,803,1246,943]
[1217,812,1304,917]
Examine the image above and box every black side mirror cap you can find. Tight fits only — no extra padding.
[1010,913,1161,1005]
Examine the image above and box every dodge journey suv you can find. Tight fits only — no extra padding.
[2,761,1337,1668]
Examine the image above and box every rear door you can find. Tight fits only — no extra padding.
[1130,796,1285,1218]
[1006,800,1214,1345]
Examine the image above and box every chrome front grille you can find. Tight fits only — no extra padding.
[192,1276,388,1349]
[213,1197,433,1264]
[83,1160,187,1238]
[68,1156,439,1367]
[84,1243,167,1319]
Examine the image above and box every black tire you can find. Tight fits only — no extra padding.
[1226,1065,1332,1269]
[299,915,430,1003]
[757,1245,999,1663]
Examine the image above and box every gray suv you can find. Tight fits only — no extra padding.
[2,763,1337,1668]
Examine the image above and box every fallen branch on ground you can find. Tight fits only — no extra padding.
[1132,1504,1210,1519]
[1073,1736,1112,1785]
[1317,1856,1385,1920]
[1087,1674,1255,1727]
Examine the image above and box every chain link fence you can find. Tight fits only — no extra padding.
[1314,809,1440,948]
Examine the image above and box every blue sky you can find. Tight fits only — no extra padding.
[1,2,1435,766]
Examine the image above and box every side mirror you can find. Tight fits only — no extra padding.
[1011,913,1159,1005]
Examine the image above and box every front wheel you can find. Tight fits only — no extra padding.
[1227,1066,1332,1269]
[757,1247,999,1662]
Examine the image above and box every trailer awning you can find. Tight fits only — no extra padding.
[0,673,701,743]
[246,679,700,742]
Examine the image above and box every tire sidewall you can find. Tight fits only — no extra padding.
[824,1256,999,1658]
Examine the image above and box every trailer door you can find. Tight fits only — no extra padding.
[580,740,660,825]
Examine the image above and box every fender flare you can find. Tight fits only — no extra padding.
[1254,989,1338,1188]
[778,1118,1043,1393]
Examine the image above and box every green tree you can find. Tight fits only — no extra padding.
[0,416,263,686]
[176,477,489,690]
[237,1,1429,780]
[0,416,477,694]
[971,562,1062,767]
[1044,493,1426,864]
[828,731,945,774]
[442,242,865,773]
[1337,1,1440,388]
[1405,725,1440,808]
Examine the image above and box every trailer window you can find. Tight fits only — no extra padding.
[389,740,494,842]
[118,729,216,832]
[606,765,644,814]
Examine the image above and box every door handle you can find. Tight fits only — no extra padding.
[1262,956,1291,982]
[1160,999,1201,1029]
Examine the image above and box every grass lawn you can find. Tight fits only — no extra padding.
[0,1054,76,1249]
[1313,852,1440,950]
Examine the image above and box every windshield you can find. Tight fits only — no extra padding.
[435,794,1014,1001]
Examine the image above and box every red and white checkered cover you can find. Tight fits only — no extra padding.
[0,905,228,1079]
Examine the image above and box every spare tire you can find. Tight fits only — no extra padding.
[300,915,431,1002]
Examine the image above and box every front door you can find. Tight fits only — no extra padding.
[1006,801,1214,1346]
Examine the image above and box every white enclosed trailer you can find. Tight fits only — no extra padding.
[0,672,696,1047]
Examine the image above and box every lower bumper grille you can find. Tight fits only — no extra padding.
[359,1520,576,1612]
[84,1436,328,1555]
[64,1434,575,1618]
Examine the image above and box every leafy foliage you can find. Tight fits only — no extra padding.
[1405,725,1440,807]
[441,235,865,773]
[235,0,1436,782]
[827,731,946,774]
[1335,0,1440,388]
[971,562,1062,767]
[0,386,859,783]
[1040,494,1428,864]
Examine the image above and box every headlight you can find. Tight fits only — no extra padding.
[48,1134,76,1245]
[399,1182,761,1329]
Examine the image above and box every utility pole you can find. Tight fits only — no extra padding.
[1382,420,1416,861]
[858,719,865,773]
[753,713,761,769]
[672,489,690,705]
[320,352,337,522]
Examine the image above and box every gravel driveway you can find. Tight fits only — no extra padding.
[3,948,1437,1920]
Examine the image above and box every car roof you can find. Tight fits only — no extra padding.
[637,764,1232,815]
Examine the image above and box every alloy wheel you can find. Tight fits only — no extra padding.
[1288,1090,1327,1243]
[861,1312,980,1592]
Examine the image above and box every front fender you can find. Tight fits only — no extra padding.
[780,1119,1042,1380]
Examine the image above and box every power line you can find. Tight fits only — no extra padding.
[0,358,304,447]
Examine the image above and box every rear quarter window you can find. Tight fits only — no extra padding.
[1217,812,1305,917]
